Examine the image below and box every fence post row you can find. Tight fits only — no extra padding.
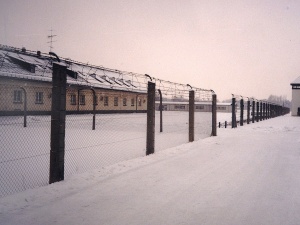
[49,63,67,184]
[189,90,195,142]
[212,93,217,136]
[146,81,156,155]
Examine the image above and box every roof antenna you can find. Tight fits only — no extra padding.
[47,28,57,52]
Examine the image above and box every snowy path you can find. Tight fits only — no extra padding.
[1,116,300,225]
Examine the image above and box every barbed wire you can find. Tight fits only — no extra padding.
[0,45,213,99]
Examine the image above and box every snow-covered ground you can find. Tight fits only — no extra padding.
[0,115,299,225]
[0,111,213,197]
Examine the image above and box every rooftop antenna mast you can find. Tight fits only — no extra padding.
[47,28,57,52]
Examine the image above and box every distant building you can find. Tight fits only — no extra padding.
[155,101,231,113]
[291,76,300,116]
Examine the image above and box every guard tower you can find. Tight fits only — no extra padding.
[291,76,300,116]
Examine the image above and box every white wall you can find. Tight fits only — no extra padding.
[291,89,300,116]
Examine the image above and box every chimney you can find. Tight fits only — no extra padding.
[21,47,26,53]
[37,51,41,57]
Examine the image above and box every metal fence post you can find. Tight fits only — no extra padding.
[189,90,195,142]
[212,94,217,136]
[146,81,155,155]
[49,62,67,184]
[240,98,244,126]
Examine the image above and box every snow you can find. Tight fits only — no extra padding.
[1,111,212,197]
[1,115,299,225]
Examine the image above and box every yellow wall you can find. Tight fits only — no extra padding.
[0,77,147,113]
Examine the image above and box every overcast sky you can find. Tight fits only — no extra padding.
[1,0,299,100]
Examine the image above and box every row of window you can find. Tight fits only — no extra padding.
[13,90,144,107]
[174,105,205,110]
[173,105,227,110]
[70,94,142,107]
[14,90,44,104]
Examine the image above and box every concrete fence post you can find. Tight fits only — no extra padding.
[212,94,217,136]
[49,63,67,184]
[262,102,266,120]
[260,102,263,121]
[252,100,255,123]
[20,87,27,127]
[232,97,236,128]
[240,98,244,126]
[158,89,163,132]
[189,90,195,142]
[247,100,250,124]
[91,88,96,130]
[256,101,259,122]
[146,81,155,155]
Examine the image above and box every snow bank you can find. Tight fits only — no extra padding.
[0,115,299,225]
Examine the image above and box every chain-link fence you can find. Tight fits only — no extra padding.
[0,46,216,197]
[0,81,52,197]
[1,46,291,198]
[218,94,290,129]
[194,89,214,140]
[153,80,214,152]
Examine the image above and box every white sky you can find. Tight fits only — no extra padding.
[1,0,300,100]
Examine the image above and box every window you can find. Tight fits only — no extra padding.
[13,90,22,103]
[70,94,76,105]
[79,95,85,105]
[35,92,44,104]
[175,105,185,109]
[104,96,109,106]
[196,106,204,110]
[123,98,127,106]
[138,98,142,106]
[131,98,135,106]
[217,106,226,110]
[114,97,118,106]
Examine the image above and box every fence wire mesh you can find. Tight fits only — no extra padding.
[154,80,213,151]
[0,82,52,197]
[64,105,147,178]
[194,89,213,140]
[0,46,216,198]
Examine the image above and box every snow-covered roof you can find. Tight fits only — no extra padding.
[0,45,147,93]
[291,76,300,85]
